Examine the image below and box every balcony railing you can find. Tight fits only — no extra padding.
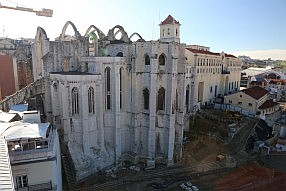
[8,129,56,163]
[16,180,53,191]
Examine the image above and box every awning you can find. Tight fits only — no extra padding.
[1,122,50,141]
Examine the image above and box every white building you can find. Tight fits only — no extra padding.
[185,45,242,111]
[31,15,242,180]
[0,118,62,191]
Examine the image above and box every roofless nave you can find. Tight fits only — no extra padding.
[0,15,242,181]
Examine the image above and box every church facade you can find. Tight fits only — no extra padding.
[32,15,241,180]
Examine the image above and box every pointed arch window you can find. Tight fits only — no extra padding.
[88,87,95,114]
[119,67,123,109]
[159,54,166,65]
[186,85,190,112]
[71,87,79,115]
[105,67,111,110]
[116,52,123,57]
[176,90,178,111]
[143,88,149,110]
[145,54,150,65]
[157,87,165,111]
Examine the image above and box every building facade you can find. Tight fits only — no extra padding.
[32,15,241,180]
[0,38,34,100]
[0,119,62,191]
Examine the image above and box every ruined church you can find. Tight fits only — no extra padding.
[30,15,241,180]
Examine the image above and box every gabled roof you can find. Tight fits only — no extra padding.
[160,15,180,25]
[258,99,279,110]
[242,86,268,100]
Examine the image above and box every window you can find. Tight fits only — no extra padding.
[143,88,149,110]
[248,103,253,107]
[167,28,170,35]
[64,57,70,72]
[162,29,165,37]
[116,52,123,57]
[159,54,166,65]
[16,175,28,189]
[119,68,123,109]
[239,95,242,97]
[210,86,213,93]
[229,100,232,103]
[176,90,178,110]
[72,87,79,115]
[157,87,165,111]
[186,85,190,112]
[145,54,150,65]
[88,87,95,114]
[105,67,111,110]
[176,28,178,36]
[238,101,242,105]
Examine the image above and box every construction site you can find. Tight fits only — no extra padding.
[67,108,286,191]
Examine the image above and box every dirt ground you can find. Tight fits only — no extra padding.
[215,165,286,191]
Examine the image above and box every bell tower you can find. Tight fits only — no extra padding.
[159,15,181,43]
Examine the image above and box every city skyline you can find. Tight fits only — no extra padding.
[0,0,285,60]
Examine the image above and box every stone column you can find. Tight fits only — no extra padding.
[147,56,157,168]
[165,46,177,166]
[97,80,106,153]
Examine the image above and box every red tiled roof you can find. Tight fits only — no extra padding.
[186,48,221,56]
[161,15,180,25]
[186,48,237,58]
[225,53,237,58]
[269,79,286,85]
[242,86,268,100]
[258,99,279,110]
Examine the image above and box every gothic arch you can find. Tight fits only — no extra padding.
[60,21,81,40]
[84,25,106,39]
[129,32,145,42]
[35,27,48,41]
[107,25,130,43]
[159,53,167,65]
[34,27,48,79]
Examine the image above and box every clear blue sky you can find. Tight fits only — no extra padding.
[1,0,285,59]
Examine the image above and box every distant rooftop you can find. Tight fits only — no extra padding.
[242,86,268,100]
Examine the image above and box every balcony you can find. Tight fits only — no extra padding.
[16,180,54,191]
[7,129,56,164]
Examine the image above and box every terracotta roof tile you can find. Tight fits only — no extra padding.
[225,53,237,58]
[242,86,268,100]
[258,99,279,110]
[161,15,180,25]
[186,48,220,56]
[269,79,286,85]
